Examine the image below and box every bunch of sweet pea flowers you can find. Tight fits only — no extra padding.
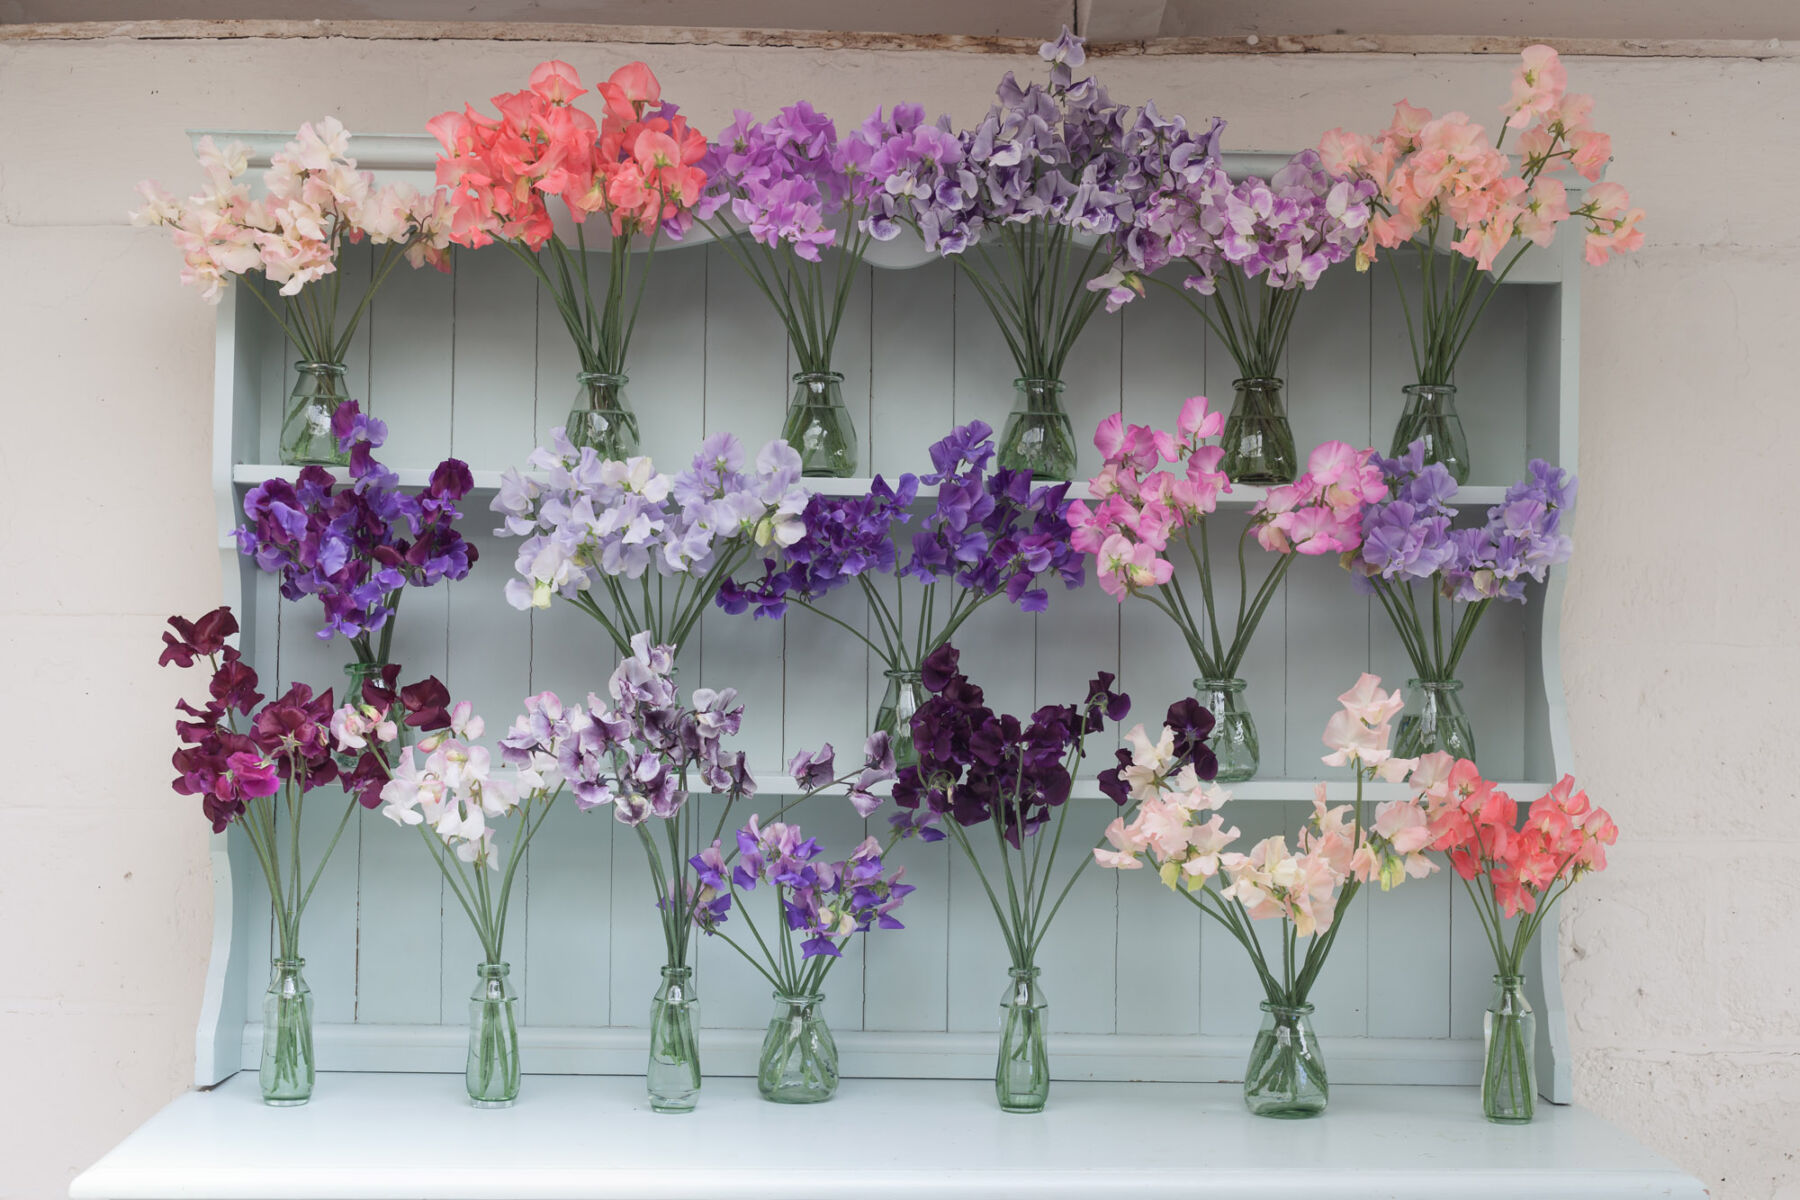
[892,643,1135,970]
[690,809,913,1000]
[132,118,452,347]
[1097,675,1436,1004]
[430,59,709,413]
[1318,45,1644,389]
[1092,147,1376,387]
[717,420,1082,762]
[492,430,809,654]
[237,400,478,675]
[1068,396,1385,682]
[698,102,906,375]
[1345,442,1575,757]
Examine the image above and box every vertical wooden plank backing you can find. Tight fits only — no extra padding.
[1197,802,1287,1037]
[618,246,708,461]
[451,248,538,475]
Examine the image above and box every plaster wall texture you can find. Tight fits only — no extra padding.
[0,28,1793,1200]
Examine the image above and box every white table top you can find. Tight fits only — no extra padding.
[71,1072,1705,1200]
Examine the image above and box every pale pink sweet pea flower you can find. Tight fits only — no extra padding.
[1335,673,1405,728]
[1093,816,1148,869]
[1504,45,1568,128]
[1176,395,1225,446]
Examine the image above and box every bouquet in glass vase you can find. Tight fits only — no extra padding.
[333,684,577,1108]
[553,634,896,1112]
[158,607,447,1104]
[697,102,913,476]
[237,400,478,691]
[1094,674,1437,1117]
[1413,757,1616,1122]
[132,119,452,465]
[1068,397,1387,779]
[492,431,808,655]
[430,60,710,457]
[1345,442,1575,761]
[1092,149,1375,484]
[718,420,1082,767]
[866,29,1179,479]
[690,787,914,1104]
[1319,44,1644,481]
[891,644,1138,1112]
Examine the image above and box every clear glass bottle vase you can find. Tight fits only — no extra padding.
[1392,678,1477,761]
[782,371,858,478]
[1482,974,1537,1124]
[1195,678,1260,782]
[278,362,352,467]
[874,668,926,769]
[467,962,521,1109]
[1221,377,1299,484]
[647,965,701,1113]
[1243,1000,1328,1118]
[757,991,839,1104]
[995,966,1050,1113]
[1391,383,1470,484]
[998,377,1077,481]
[565,371,640,459]
[260,957,315,1106]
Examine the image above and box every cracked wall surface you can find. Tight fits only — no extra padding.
[0,29,1793,1200]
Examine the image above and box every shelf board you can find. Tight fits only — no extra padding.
[71,1072,1703,1200]
[751,776,1549,803]
[229,465,1513,510]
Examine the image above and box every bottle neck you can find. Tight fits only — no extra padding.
[477,963,511,980]
[1260,1000,1314,1020]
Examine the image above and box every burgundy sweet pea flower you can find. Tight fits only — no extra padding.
[399,676,454,731]
[159,607,239,667]
[209,648,264,715]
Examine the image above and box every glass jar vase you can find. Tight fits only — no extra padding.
[647,965,701,1113]
[1195,678,1259,782]
[467,962,521,1109]
[995,966,1050,1113]
[1482,974,1537,1124]
[565,371,640,459]
[874,668,926,770]
[1391,383,1470,484]
[1221,378,1299,484]
[278,362,352,467]
[1392,678,1477,762]
[998,378,1077,481]
[260,957,315,1106]
[782,371,858,478]
[1243,1000,1327,1118]
[757,991,839,1104]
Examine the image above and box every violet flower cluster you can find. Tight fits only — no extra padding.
[890,642,1130,971]
[1093,148,1376,380]
[697,102,917,374]
[237,401,478,664]
[1347,441,1576,682]
[717,420,1083,690]
[492,430,809,653]
[690,816,912,995]
[862,29,1191,382]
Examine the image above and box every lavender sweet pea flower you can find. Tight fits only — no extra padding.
[787,744,837,791]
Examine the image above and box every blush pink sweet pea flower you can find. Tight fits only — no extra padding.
[1503,44,1568,129]
[1176,395,1225,446]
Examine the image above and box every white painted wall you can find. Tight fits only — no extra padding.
[0,27,1793,1200]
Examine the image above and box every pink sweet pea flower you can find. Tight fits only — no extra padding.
[1176,395,1225,445]
[1503,45,1568,129]
[529,59,586,105]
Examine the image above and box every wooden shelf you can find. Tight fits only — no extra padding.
[71,1073,1703,1200]
[229,464,1515,510]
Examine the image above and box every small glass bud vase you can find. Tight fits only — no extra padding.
[566,371,640,459]
[995,966,1050,1113]
[647,965,701,1113]
[1482,974,1537,1124]
[1195,678,1259,782]
[1391,383,1470,485]
[1243,1001,1327,1118]
[874,668,926,769]
[278,362,352,467]
[782,371,858,478]
[1221,378,1299,484]
[757,991,839,1104]
[260,957,315,1106]
[467,962,521,1109]
[998,377,1077,481]
[1393,678,1477,762]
